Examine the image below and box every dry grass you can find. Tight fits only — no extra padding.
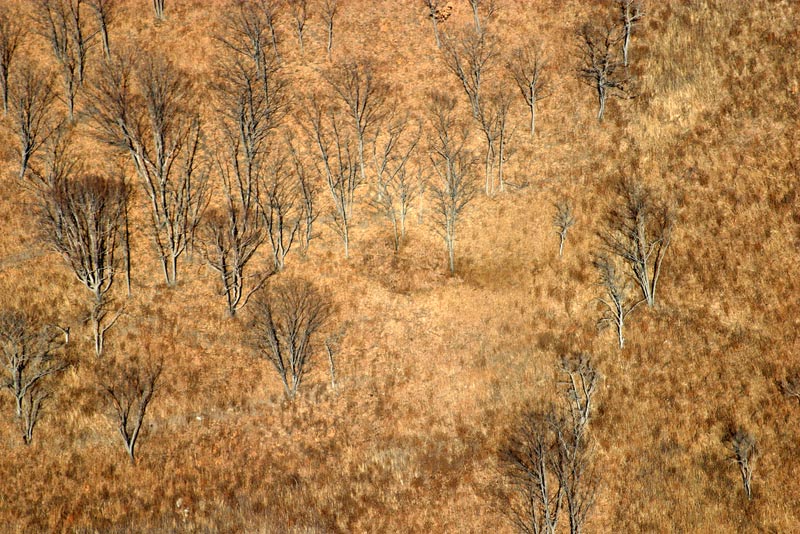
[0,0,799,532]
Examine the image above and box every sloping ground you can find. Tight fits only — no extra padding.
[0,0,798,532]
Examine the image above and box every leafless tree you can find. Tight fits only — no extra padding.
[251,277,331,399]
[87,0,117,59]
[553,200,575,257]
[40,175,128,356]
[0,312,68,431]
[288,139,320,255]
[261,153,303,271]
[0,6,23,114]
[287,0,308,55]
[34,0,93,120]
[781,370,800,405]
[466,0,496,33]
[599,179,674,307]
[427,91,477,274]
[370,112,421,251]
[576,21,630,121]
[592,254,642,349]
[441,27,496,119]
[153,0,165,20]
[303,96,362,258]
[728,428,756,501]
[477,89,513,195]
[202,160,270,317]
[8,61,60,181]
[87,53,209,286]
[100,354,161,464]
[508,40,549,136]
[615,0,644,67]
[322,0,338,58]
[502,409,564,534]
[324,58,389,188]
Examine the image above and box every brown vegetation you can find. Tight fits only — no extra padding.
[0,0,798,532]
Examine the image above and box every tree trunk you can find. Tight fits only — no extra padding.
[597,85,606,121]
[471,3,481,32]
[430,15,441,48]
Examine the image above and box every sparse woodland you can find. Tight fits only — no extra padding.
[0,0,798,532]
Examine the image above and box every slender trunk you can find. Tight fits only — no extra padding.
[327,22,333,58]
[343,224,349,259]
[597,85,606,121]
[498,124,506,192]
[617,316,624,348]
[484,141,494,195]
[471,3,481,32]
[19,150,30,180]
[1,69,8,114]
[325,340,336,389]
[430,15,441,48]
[530,91,536,136]
[123,204,132,296]
[170,254,178,287]
[14,394,22,418]
[447,233,455,274]
[623,25,631,67]
[559,234,565,257]
[101,24,111,59]
[391,213,399,252]
[357,134,367,194]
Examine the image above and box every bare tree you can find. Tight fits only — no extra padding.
[615,0,644,67]
[502,410,563,534]
[599,179,674,307]
[322,0,338,58]
[592,254,642,349]
[0,311,68,428]
[427,91,477,274]
[202,159,270,317]
[476,89,513,195]
[34,0,93,120]
[251,277,331,399]
[728,428,756,501]
[8,61,59,181]
[324,58,389,188]
[0,5,23,114]
[303,96,362,258]
[553,200,575,257]
[441,26,496,119]
[100,354,162,464]
[40,174,128,356]
[288,139,320,255]
[576,21,630,121]
[87,0,117,59]
[370,113,421,251]
[287,0,308,55]
[508,40,549,136]
[261,153,303,271]
[87,53,209,286]
[153,0,165,20]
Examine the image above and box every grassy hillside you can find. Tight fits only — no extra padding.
[0,0,798,532]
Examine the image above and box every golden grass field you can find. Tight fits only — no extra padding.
[0,0,799,532]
